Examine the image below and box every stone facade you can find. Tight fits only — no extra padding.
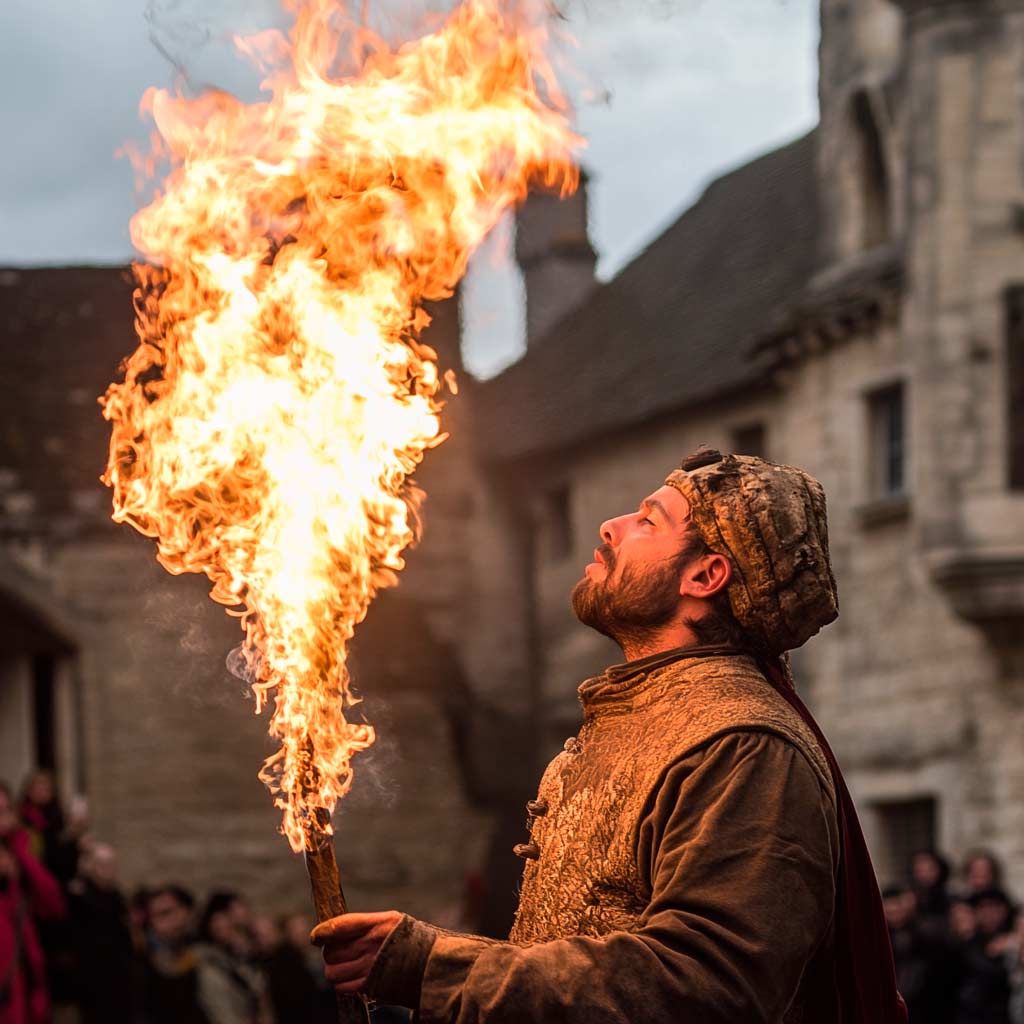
[473,0,1024,894]
[0,270,492,923]
[2,0,1023,930]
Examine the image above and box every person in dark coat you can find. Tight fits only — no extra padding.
[66,843,135,1024]
[139,885,210,1024]
[254,913,328,1024]
[885,883,957,1024]
[962,853,1008,900]
[912,849,953,936]
[192,891,269,1024]
[957,888,1015,1024]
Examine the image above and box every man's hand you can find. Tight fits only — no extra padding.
[311,910,403,993]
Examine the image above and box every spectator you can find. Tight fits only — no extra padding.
[254,912,323,1024]
[963,852,1007,899]
[129,886,153,955]
[957,888,1015,1024]
[17,773,63,872]
[884,882,956,1024]
[0,781,65,1024]
[140,885,210,1024]
[1007,909,1024,1024]
[913,848,953,935]
[66,843,135,1024]
[193,891,269,1024]
[953,899,979,944]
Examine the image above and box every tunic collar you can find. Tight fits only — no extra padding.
[578,643,747,712]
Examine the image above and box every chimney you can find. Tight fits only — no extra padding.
[515,171,597,347]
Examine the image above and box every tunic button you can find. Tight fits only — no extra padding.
[514,842,540,860]
[563,737,582,755]
[526,798,549,817]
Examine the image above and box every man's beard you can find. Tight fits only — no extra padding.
[571,542,690,650]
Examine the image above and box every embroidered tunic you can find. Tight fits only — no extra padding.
[368,653,841,1023]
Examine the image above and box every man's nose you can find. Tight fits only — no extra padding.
[600,513,630,545]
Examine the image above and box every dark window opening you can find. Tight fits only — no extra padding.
[1007,285,1024,489]
[731,423,767,459]
[868,382,907,498]
[852,91,891,250]
[544,485,573,560]
[32,655,56,773]
[873,797,937,886]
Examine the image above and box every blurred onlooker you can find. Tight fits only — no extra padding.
[250,915,280,960]
[1007,910,1024,1024]
[913,849,953,935]
[140,884,210,1024]
[19,779,90,1018]
[66,843,135,1024]
[953,899,979,943]
[193,890,269,1024]
[16,774,88,890]
[957,888,1015,1024]
[17,772,63,870]
[0,781,65,1024]
[884,882,957,1024]
[963,852,1007,899]
[129,886,153,955]
[253,912,322,1024]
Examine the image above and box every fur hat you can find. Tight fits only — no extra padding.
[665,447,838,655]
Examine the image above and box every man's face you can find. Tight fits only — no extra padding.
[571,485,696,645]
[975,898,1010,937]
[883,891,915,930]
[911,852,942,889]
[84,845,118,889]
[148,892,192,944]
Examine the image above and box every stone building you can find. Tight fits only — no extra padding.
[473,0,1024,893]
[0,268,492,924]
[1,0,1023,928]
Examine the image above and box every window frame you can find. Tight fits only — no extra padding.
[866,380,908,502]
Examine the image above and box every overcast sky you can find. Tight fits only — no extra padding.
[0,0,819,377]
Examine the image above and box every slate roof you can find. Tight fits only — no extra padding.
[0,265,136,522]
[474,131,821,462]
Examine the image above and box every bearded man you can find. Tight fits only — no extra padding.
[313,449,908,1023]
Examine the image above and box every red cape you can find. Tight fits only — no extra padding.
[759,655,908,1024]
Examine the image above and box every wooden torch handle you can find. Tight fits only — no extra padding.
[304,817,372,1024]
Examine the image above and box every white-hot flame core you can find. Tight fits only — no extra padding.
[101,0,579,851]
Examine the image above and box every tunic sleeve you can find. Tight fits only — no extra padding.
[367,731,838,1024]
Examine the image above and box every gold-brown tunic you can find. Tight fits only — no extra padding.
[368,652,841,1023]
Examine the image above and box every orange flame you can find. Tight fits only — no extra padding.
[101,0,579,852]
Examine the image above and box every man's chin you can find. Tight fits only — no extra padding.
[570,578,606,634]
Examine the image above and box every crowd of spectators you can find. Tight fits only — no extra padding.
[6,769,1024,1023]
[0,773,411,1024]
[886,848,1024,1023]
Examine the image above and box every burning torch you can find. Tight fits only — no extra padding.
[101,1,578,1019]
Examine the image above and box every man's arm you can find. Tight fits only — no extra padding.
[317,731,837,1024]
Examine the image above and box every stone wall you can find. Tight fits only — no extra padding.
[504,0,1024,899]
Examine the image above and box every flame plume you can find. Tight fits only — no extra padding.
[101,0,579,852]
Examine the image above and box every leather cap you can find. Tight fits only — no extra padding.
[666,451,839,654]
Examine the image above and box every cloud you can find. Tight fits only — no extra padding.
[0,0,818,376]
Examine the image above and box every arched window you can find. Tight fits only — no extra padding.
[851,89,892,249]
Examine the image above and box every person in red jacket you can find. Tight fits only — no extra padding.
[0,782,65,1024]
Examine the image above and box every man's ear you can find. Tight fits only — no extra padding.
[679,552,732,599]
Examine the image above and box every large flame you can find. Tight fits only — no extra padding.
[101,0,579,851]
